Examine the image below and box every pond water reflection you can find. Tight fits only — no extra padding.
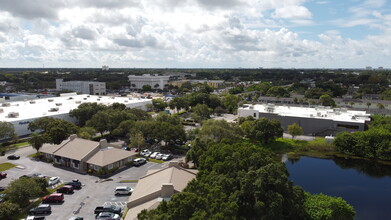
[285,156,391,220]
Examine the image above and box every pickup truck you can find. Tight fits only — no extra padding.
[94,205,122,215]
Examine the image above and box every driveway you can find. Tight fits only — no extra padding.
[0,147,167,219]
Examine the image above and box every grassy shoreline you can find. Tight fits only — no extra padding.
[270,137,391,166]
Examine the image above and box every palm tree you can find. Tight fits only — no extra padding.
[366,102,372,109]
[377,103,385,110]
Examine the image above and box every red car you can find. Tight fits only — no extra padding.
[42,193,64,203]
[0,172,6,179]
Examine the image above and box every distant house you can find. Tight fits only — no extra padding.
[40,134,137,173]
[125,162,198,220]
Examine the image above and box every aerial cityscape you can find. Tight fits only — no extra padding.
[0,1,391,220]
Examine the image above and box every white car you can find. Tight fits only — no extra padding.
[140,149,151,157]
[133,158,147,166]
[162,154,172,161]
[149,152,159,159]
[48,176,60,185]
[115,186,134,195]
[96,212,120,220]
[155,153,164,160]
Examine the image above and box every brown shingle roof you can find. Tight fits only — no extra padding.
[53,138,99,161]
[86,147,137,167]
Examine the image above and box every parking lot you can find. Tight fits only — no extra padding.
[0,151,167,219]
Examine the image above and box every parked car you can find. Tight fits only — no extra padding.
[26,216,46,220]
[68,216,83,220]
[64,180,82,189]
[42,193,64,203]
[7,154,20,160]
[94,205,122,215]
[25,216,46,220]
[115,186,133,196]
[133,158,147,166]
[48,177,60,185]
[95,212,120,220]
[140,149,151,157]
[56,185,74,194]
[0,172,6,178]
[155,153,164,160]
[149,152,159,159]
[29,204,51,215]
[162,154,172,161]
[122,146,130,151]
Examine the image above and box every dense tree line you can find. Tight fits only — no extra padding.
[140,121,355,219]
[334,115,391,160]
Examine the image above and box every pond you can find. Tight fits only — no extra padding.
[285,156,391,220]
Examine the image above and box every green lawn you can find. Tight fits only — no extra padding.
[268,137,335,153]
[119,180,139,183]
[149,158,164,164]
[0,162,17,171]
[11,141,30,148]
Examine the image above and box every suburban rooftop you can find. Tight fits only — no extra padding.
[240,104,371,123]
[0,93,150,122]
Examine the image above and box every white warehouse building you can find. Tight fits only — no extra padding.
[0,93,152,137]
[238,104,371,136]
[128,74,170,90]
[56,79,106,95]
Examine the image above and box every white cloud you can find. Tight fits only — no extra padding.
[0,0,390,68]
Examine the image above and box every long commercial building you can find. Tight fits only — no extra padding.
[56,79,106,95]
[238,104,371,136]
[0,93,152,137]
[128,74,170,90]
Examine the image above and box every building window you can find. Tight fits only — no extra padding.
[253,113,256,118]
[72,160,79,169]
[337,124,359,130]
[128,157,132,162]
[108,164,113,170]
[93,165,100,171]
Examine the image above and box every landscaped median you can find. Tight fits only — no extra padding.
[0,162,16,171]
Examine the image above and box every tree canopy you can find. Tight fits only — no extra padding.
[0,121,16,140]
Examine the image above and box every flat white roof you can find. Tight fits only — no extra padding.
[240,104,371,123]
[0,94,151,122]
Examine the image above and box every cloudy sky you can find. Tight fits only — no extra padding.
[0,0,390,68]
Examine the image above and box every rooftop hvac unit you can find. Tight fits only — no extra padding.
[317,112,321,117]
[48,99,54,102]
[75,101,81,104]
[83,98,87,100]
[97,99,100,101]
[2,103,10,107]
[55,103,62,106]
[8,112,19,118]
[0,108,3,113]
[29,101,36,104]
[48,107,59,112]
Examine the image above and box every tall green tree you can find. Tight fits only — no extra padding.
[69,102,107,126]
[191,104,212,122]
[152,98,168,112]
[0,121,16,141]
[304,193,355,220]
[222,94,239,113]
[28,132,45,152]
[29,118,79,144]
[288,123,303,139]
[245,118,284,144]
[77,127,97,140]
[130,132,145,152]
[319,94,336,107]
[5,177,46,207]
[0,202,20,220]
